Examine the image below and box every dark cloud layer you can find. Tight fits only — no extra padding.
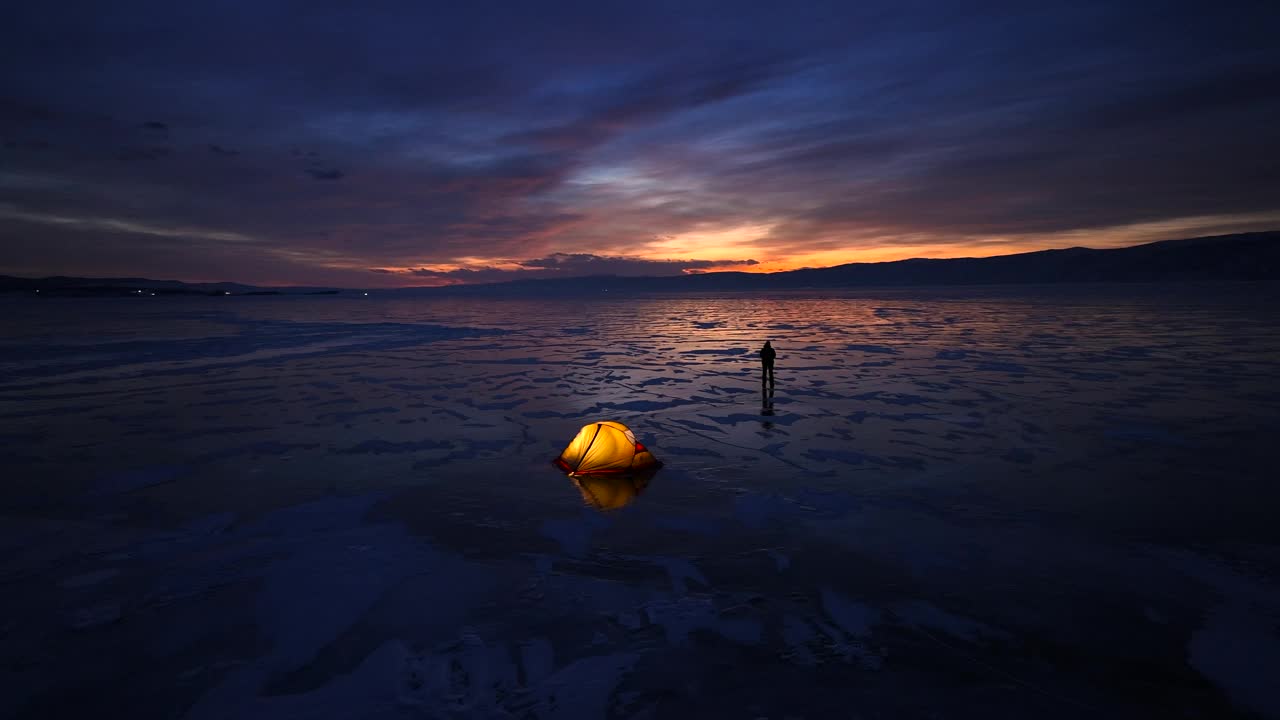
[1,1,1277,285]
[374,254,758,285]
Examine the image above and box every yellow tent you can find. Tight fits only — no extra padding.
[554,421,660,476]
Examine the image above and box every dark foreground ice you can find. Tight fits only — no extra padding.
[1,285,1279,719]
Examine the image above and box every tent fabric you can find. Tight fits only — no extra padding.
[554,421,659,476]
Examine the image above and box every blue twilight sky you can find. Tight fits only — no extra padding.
[1,0,1278,286]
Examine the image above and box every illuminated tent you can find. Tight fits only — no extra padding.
[554,421,660,476]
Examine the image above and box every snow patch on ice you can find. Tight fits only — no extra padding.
[60,568,120,589]
[540,512,610,558]
[821,588,880,638]
[91,464,187,496]
[892,600,1010,643]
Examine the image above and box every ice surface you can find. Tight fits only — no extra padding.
[1,286,1279,718]
[821,587,880,637]
[1188,602,1280,720]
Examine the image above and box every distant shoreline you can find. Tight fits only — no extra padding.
[2,230,1276,297]
[4,281,1277,304]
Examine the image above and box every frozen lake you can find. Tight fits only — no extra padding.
[2,285,1279,719]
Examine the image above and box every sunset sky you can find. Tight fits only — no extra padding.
[2,1,1278,287]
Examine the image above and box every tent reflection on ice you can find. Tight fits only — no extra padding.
[553,421,661,476]
[572,473,652,511]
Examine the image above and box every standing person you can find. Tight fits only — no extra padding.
[760,340,776,385]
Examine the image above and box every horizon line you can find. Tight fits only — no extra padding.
[3,229,1276,291]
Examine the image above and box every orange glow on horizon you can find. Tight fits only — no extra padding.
[749,241,1055,272]
[366,210,1280,286]
[372,241,1057,283]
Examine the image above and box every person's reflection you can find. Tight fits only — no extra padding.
[761,383,775,429]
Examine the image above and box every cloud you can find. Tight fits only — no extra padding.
[1,1,1278,285]
[304,167,344,180]
[376,253,759,285]
[502,53,796,153]
[117,146,172,161]
[3,139,53,151]
[516,253,757,273]
[0,203,257,244]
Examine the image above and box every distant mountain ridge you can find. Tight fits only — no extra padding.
[0,275,341,296]
[2,231,1276,297]
[415,230,1280,296]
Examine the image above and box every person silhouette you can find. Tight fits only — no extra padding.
[760,340,776,385]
